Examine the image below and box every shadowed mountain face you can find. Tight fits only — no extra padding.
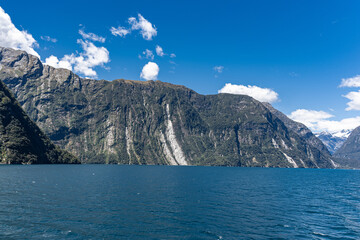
[0,47,335,168]
[333,126,360,168]
[0,78,78,164]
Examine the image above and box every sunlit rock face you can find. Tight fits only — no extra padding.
[0,75,77,164]
[0,46,335,168]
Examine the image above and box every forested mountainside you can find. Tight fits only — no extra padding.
[0,78,78,164]
[333,126,360,168]
[0,47,335,168]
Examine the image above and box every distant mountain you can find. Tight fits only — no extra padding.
[333,126,360,168]
[316,131,348,154]
[0,46,336,168]
[0,79,78,164]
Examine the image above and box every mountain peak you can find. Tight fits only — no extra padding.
[0,46,336,168]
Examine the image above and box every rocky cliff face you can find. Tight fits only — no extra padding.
[333,126,360,168]
[0,47,336,168]
[262,102,332,155]
[0,77,78,164]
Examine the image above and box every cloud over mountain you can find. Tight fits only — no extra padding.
[0,6,39,58]
[218,83,279,103]
[289,109,360,134]
[140,62,159,80]
[45,39,109,77]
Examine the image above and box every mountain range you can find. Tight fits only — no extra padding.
[316,131,349,154]
[0,74,78,164]
[0,46,353,168]
[332,126,360,168]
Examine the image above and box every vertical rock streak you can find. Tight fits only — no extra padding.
[164,104,188,165]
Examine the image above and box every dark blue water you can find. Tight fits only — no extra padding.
[0,165,359,239]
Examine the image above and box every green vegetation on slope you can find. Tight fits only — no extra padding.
[0,46,335,168]
[0,79,78,164]
[333,126,360,168]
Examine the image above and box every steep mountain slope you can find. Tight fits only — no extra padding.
[333,126,360,168]
[0,78,78,164]
[316,132,347,154]
[262,102,331,155]
[0,47,335,168]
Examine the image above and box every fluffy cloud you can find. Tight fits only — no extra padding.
[0,6,39,58]
[139,49,154,60]
[218,83,279,103]
[140,62,159,80]
[288,109,360,134]
[110,26,130,37]
[339,75,360,88]
[128,14,157,40]
[343,90,360,111]
[44,55,72,70]
[79,29,105,43]
[156,45,165,56]
[45,39,109,77]
[213,66,224,73]
[170,53,176,58]
[111,14,156,40]
[288,109,333,129]
[41,36,57,43]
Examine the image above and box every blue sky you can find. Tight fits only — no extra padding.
[1,0,360,135]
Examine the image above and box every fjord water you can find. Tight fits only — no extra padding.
[0,166,359,239]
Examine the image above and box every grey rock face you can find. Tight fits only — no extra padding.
[0,46,336,168]
[0,77,78,164]
[262,102,331,155]
[333,126,360,168]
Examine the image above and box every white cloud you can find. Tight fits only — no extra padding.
[0,6,39,58]
[41,36,57,43]
[218,83,279,103]
[343,90,360,111]
[44,39,110,77]
[170,53,176,58]
[288,109,333,129]
[140,62,159,80]
[213,66,224,73]
[156,45,165,56]
[139,49,154,60]
[128,14,157,40]
[110,26,130,37]
[288,109,360,134]
[79,29,105,43]
[339,75,360,88]
[44,55,72,70]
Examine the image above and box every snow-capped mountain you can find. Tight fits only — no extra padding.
[316,130,350,154]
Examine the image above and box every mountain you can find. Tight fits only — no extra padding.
[0,78,78,164]
[262,103,331,156]
[333,126,360,168]
[315,132,348,154]
[0,46,335,168]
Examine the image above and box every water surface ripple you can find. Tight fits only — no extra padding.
[0,165,359,239]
